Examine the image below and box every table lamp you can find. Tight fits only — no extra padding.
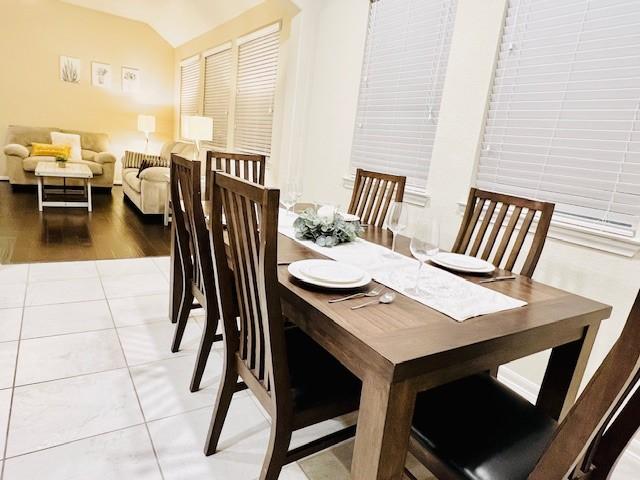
[137,114,156,153]
[182,115,213,160]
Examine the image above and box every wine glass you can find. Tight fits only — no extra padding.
[405,219,441,296]
[386,201,408,257]
[282,180,302,217]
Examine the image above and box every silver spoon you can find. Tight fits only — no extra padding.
[329,286,384,303]
[351,292,396,310]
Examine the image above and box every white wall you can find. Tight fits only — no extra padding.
[289,0,640,395]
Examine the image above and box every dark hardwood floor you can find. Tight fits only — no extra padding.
[0,183,171,264]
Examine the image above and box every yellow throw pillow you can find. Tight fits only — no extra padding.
[31,143,72,159]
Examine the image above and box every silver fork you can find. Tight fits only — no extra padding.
[329,286,383,303]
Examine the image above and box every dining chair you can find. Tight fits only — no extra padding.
[405,290,640,480]
[453,188,555,278]
[204,150,266,200]
[347,168,406,227]
[169,154,223,392]
[204,171,361,480]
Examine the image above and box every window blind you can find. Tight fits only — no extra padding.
[234,24,280,156]
[180,57,201,137]
[350,0,458,189]
[477,0,640,236]
[203,45,233,149]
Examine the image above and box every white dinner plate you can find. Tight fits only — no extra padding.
[431,252,495,274]
[288,260,371,289]
[300,260,364,284]
[340,213,360,222]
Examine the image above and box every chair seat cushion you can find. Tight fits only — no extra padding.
[23,157,103,175]
[411,374,557,480]
[285,328,361,415]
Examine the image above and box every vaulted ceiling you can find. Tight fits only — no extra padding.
[61,0,264,47]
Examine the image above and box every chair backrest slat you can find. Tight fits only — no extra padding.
[470,200,497,256]
[209,171,288,403]
[205,151,266,200]
[530,292,640,479]
[453,188,555,278]
[348,168,406,227]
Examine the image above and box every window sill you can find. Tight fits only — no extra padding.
[342,175,430,207]
[456,201,640,258]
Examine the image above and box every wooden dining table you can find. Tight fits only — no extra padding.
[170,209,612,480]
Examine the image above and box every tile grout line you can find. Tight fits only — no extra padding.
[0,263,29,480]
[0,403,216,463]
[96,271,167,480]
[8,347,203,391]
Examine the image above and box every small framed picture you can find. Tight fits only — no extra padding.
[122,67,140,94]
[91,62,112,88]
[60,56,80,83]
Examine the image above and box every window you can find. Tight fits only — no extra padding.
[234,24,280,156]
[476,0,640,236]
[179,56,201,136]
[203,44,233,149]
[350,0,458,189]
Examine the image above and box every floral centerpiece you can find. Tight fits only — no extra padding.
[293,206,363,247]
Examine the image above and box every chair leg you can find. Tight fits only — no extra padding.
[204,364,237,456]
[171,290,193,353]
[190,308,218,392]
[260,420,292,480]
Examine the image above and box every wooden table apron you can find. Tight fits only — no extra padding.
[170,219,612,480]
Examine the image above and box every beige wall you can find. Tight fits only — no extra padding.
[172,0,299,184]
[0,0,175,182]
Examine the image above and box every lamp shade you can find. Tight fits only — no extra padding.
[182,115,213,142]
[137,114,156,134]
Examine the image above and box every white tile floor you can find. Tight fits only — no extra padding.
[0,257,636,479]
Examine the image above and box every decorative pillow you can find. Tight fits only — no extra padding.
[31,143,71,159]
[50,132,82,162]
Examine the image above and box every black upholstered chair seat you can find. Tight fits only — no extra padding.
[286,328,361,414]
[411,374,557,480]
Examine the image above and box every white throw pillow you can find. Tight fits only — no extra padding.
[50,132,82,162]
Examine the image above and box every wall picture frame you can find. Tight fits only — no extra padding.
[122,67,140,94]
[60,56,80,83]
[91,62,112,88]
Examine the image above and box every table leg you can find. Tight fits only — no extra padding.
[38,177,43,212]
[351,376,416,480]
[537,322,600,421]
[87,180,92,212]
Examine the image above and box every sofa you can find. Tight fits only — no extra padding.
[3,125,116,189]
[121,141,193,216]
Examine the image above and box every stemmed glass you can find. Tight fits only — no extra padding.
[405,219,441,296]
[282,180,302,217]
[386,201,408,257]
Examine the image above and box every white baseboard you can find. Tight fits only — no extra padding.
[498,366,640,465]
[0,176,9,181]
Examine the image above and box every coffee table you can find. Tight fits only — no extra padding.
[35,162,93,212]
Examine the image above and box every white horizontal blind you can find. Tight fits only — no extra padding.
[477,0,640,236]
[180,58,201,137]
[234,25,280,156]
[351,0,458,189]
[204,46,233,149]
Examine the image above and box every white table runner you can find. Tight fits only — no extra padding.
[278,211,527,322]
